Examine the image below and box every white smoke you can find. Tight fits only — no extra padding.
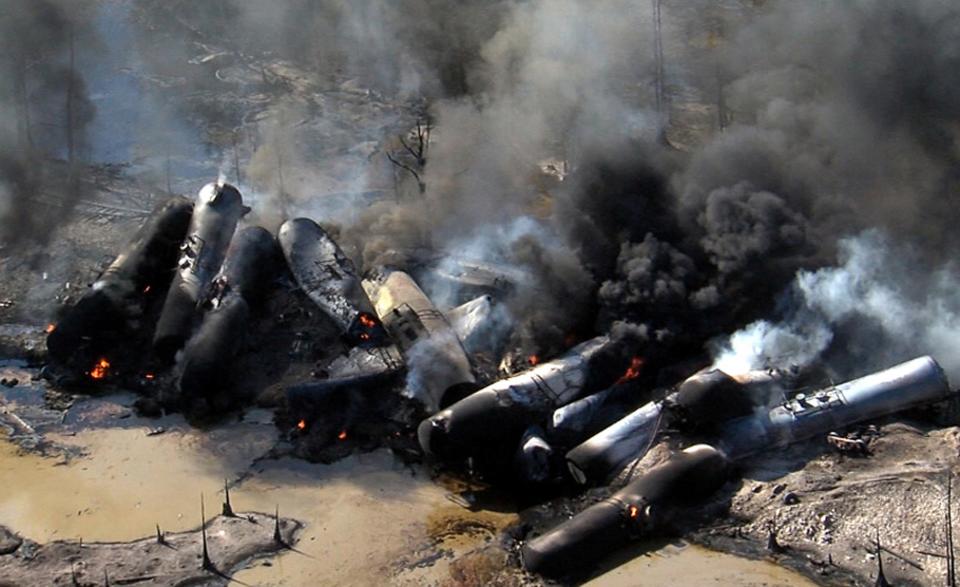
[712,319,832,375]
[711,230,960,380]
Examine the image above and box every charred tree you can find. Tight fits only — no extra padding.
[66,24,76,173]
[386,118,430,196]
[652,0,665,129]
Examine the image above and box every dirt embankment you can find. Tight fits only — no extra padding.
[0,511,301,587]
[693,421,960,586]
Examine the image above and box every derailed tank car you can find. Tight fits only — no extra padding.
[278,218,386,346]
[47,196,193,372]
[566,367,787,484]
[522,444,730,578]
[418,336,626,474]
[363,270,476,412]
[153,182,247,362]
[718,356,952,458]
[178,226,279,405]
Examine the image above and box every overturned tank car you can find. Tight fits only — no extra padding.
[718,356,952,458]
[363,270,476,412]
[522,444,730,577]
[47,196,193,372]
[179,226,279,404]
[279,218,386,347]
[418,336,631,474]
[566,368,788,485]
[153,182,248,362]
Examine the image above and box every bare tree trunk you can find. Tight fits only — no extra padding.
[14,52,34,153]
[66,25,76,171]
[232,132,242,185]
[712,14,728,132]
[276,144,290,219]
[948,474,956,587]
[652,0,665,124]
[276,148,285,197]
[165,151,173,194]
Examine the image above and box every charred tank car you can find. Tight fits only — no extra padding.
[566,368,787,485]
[153,182,247,362]
[178,226,279,408]
[47,196,193,374]
[278,218,386,347]
[522,444,730,578]
[418,336,630,475]
[568,357,952,485]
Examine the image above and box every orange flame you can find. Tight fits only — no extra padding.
[616,357,644,384]
[628,504,639,519]
[296,419,306,431]
[89,358,111,380]
[358,313,377,329]
[337,430,348,441]
[528,355,540,366]
[45,323,56,334]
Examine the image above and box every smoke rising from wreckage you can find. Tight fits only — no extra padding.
[1,0,960,584]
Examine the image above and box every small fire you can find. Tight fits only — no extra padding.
[337,430,348,441]
[45,323,56,334]
[358,313,377,329]
[89,358,111,380]
[528,355,540,366]
[616,357,644,384]
[144,373,156,381]
[628,504,639,519]
[296,419,307,431]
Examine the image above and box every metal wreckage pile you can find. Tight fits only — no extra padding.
[45,181,960,581]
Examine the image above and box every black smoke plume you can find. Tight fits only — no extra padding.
[0,0,98,247]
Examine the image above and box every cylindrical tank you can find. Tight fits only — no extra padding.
[565,368,786,485]
[522,445,730,578]
[515,425,555,484]
[548,379,647,445]
[566,399,663,485]
[719,356,951,459]
[153,182,247,361]
[446,294,510,356]
[363,270,476,412]
[47,196,193,367]
[417,336,615,470]
[278,218,386,346]
[179,226,278,402]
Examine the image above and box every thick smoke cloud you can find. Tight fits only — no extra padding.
[712,230,960,381]
[32,0,960,372]
[701,0,960,378]
[146,0,960,363]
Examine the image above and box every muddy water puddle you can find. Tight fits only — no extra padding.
[585,542,817,586]
[0,412,278,542]
[0,381,815,585]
